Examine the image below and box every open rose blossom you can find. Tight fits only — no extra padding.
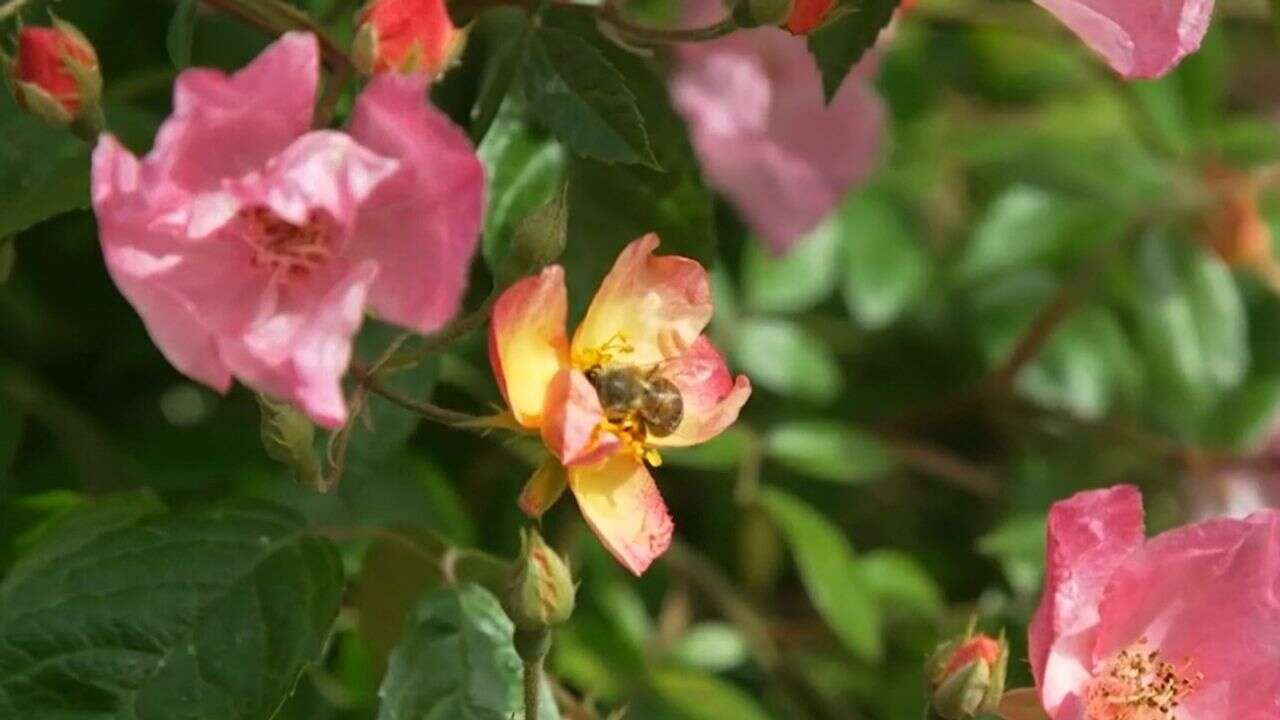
[670,15,885,254]
[1029,485,1280,720]
[1031,0,1214,79]
[91,32,483,428]
[489,236,751,575]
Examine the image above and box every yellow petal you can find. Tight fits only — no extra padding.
[488,266,569,427]
[569,454,674,575]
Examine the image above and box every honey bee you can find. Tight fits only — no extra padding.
[585,364,684,438]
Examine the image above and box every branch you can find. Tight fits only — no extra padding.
[349,360,488,429]
[199,0,354,72]
[875,433,1000,498]
[596,1,736,45]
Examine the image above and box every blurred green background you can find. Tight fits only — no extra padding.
[5,1,1280,719]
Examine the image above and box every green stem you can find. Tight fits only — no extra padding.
[0,0,33,22]
[522,656,542,720]
[199,0,354,72]
[349,360,488,429]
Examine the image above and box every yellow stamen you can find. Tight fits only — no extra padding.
[1085,640,1201,720]
[573,332,634,371]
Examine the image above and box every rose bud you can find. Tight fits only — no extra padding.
[926,624,1009,720]
[7,18,103,138]
[353,0,465,79]
[783,0,835,34]
[503,527,576,632]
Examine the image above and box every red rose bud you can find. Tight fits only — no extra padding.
[784,0,835,34]
[353,0,465,78]
[926,626,1009,720]
[7,19,102,137]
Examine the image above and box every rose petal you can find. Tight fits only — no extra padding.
[219,261,378,429]
[572,234,713,366]
[569,454,675,575]
[346,73,485,334]
[650,336,751,447]
[150,32,319,194]
[488,266,570,427]
[1029,485,1145,717]
[1031,0,1214,79]
[1092,510,1280,720]
[540,368,620,467]
[92,135,232,391]
[671,29,885,254]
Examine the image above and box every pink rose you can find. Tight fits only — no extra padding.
[489,236,751,575]
[91,33,483,428]
[1030,485,1280,720]
[670,25,885,254]
[1032,0,1215,79]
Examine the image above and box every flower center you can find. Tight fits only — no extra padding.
[576,333,670,467]
[1085,641,1201,720]
[238,207,332,279]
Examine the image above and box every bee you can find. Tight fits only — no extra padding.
[585,364,684,438]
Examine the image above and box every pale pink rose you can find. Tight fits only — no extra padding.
[670,25,885,255]
[91,32,483,428]
[1029,485,1280,720]
[1032,0,1215,79]
[489,236,751,575]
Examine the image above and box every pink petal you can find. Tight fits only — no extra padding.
[488,266,571,428]
[650,336,751,448]
[346,73,485,334]
[230,130,400,235]
[218,261,378,429]
[1092,511,1280,720]
[540,368,620,467]
[92,135,232,391]
[1031,0,1215,79]
[1028,485,1145,717]
[572,235,713,367]
[569,455,674,575]
[149,32,319,194]
[670,29,885,254]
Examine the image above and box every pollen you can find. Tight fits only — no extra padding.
[598,413,663,467]
[1085,640,1202,720]
[573,332,634,371]
[238,207,333,279]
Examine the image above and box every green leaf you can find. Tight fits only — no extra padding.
[1202,376,1280,450]
[345,322,441,476]
[806,0,898,101]
[0,237,13,284]
[668,623,749,672]
[760,488,881,661]
[663,426,750,471]
[743,222,841,314]
[477,104,567,271]
[0,405,20,479]
[377,584,560,720]
[0,154,91,239]
[976,515,1047,598]
[856,550,944,622]
[167,0,200,70]
[840,191,929,328]
[732,319,842,403]
[765,421,894,484]
[524,27,657,168]
[550,6,716,309]
[0,497,344,719]
[958,186,1084,282]
[651,668,773,720]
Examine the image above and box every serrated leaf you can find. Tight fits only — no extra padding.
[470,8,535,144]
[525,26,657,168]
[377,584,559,720]
[765,421,894,484]
[732,319,842,403]
[806,0,898,102]
[760,488,881,661]
[549,7,715,309]
[840,191,929,328]
[0,497,344,719]
[651,668,773,720]
[167,0,199,70]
